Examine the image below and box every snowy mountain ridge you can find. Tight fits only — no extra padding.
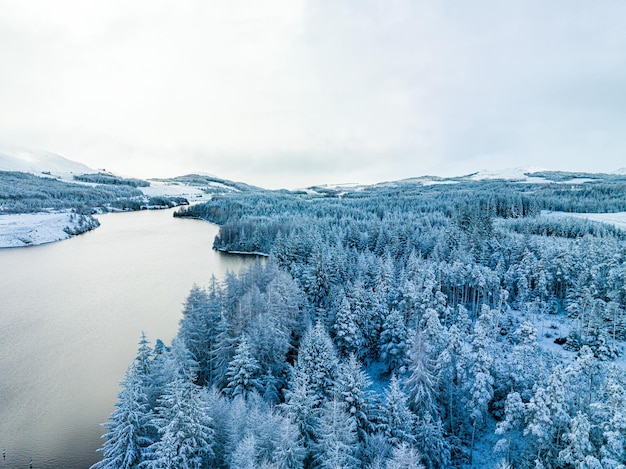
[0,143,94,179]
[465,166,550,181]
[2,143,625,190]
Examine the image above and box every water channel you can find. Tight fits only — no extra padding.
[0,208,253,468]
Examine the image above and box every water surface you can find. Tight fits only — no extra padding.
[0,208,252,468]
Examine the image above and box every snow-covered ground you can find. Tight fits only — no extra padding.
[140,180,208,201]
[0,212,98,248]
[542,210,626,230]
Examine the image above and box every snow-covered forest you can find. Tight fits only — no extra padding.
[96,175,626,468]
[0,171,189,214]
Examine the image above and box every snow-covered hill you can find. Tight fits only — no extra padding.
[465,166,549,181]
[0,143,94,179]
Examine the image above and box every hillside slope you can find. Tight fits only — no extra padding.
[0,143,94,178]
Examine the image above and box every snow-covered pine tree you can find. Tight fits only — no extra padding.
[558,412,601,469]
[385,442,425,469]
[179,283,224,386]
[380,308,408,374]
[292,321,339,403]
[142,379,215,469]
[404,331,439,419]
[334,295,364,358]
[336,354,377,445]
[230,434,259,469]
[93,362,154,469]
[282,369,318,453]
[413,414,450,469]
[435,324,470,438]
[381,375,416,447]
[312,398,359,469]
[225,335,262,399]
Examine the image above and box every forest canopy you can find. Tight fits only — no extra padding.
[97,176,626,469]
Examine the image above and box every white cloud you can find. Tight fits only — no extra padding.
[1,0,625,188]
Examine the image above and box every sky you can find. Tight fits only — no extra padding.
[0,0,625,189]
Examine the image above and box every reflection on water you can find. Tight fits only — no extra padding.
[0,208,253,468]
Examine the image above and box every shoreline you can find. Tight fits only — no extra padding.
[216,248,269,257]
[0,211,100,249]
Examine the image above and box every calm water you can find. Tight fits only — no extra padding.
[0,208,253,468]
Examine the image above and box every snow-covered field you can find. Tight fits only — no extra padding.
[140,180,209,201]
[0,212,96,248]
[542,210,626,230]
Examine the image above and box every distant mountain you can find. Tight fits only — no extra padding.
[0,143,94,178]
[153,173,263,193]
[463,166,549,181]
[382,167,626,190]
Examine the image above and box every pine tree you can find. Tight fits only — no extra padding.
[413,414,450,469]
[312,399,360,469]
[435,324,470,437]
[524,387,555,463]
[558,412,601,469]
[336,354,377,445]
[225,336,262,399]
[247,310,290,394]
[282,370,318,450]
[158,338,200,386]
[93,363,154,469]
[230,434,259,469]
[380,309,408,374]
[334,295,363,358]
[385,443,425,469]
[508,321,542,401]
[381,375,416,447]
[494,391,526,465]
[142,380,214,469]
[404,332,439,419]
[292,322,339,403]
[179,284,224,386]
[468,321,494,430]
[596,365,626,469]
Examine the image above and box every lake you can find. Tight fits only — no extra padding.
[0,208,254,468]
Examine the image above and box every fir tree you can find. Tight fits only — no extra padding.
[380,309,408,374]
[93,363,154,469]
[413,414,450,469]
[142,380,215,469]
[558,412,601,469]
[230,434,259,469]
[225,336,262,399]
[334,295,363,358]
[385,443,425,469]
[312,399,360,469]
[381,375,416,447]
[179,284,224,386]
[292,322,339,404]
[404,332,439,419]
[336,354,377,445]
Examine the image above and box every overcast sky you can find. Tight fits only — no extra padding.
[1,1,625,188]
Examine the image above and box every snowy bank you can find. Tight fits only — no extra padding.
[216,248,270,257]
[0,212,99,248]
